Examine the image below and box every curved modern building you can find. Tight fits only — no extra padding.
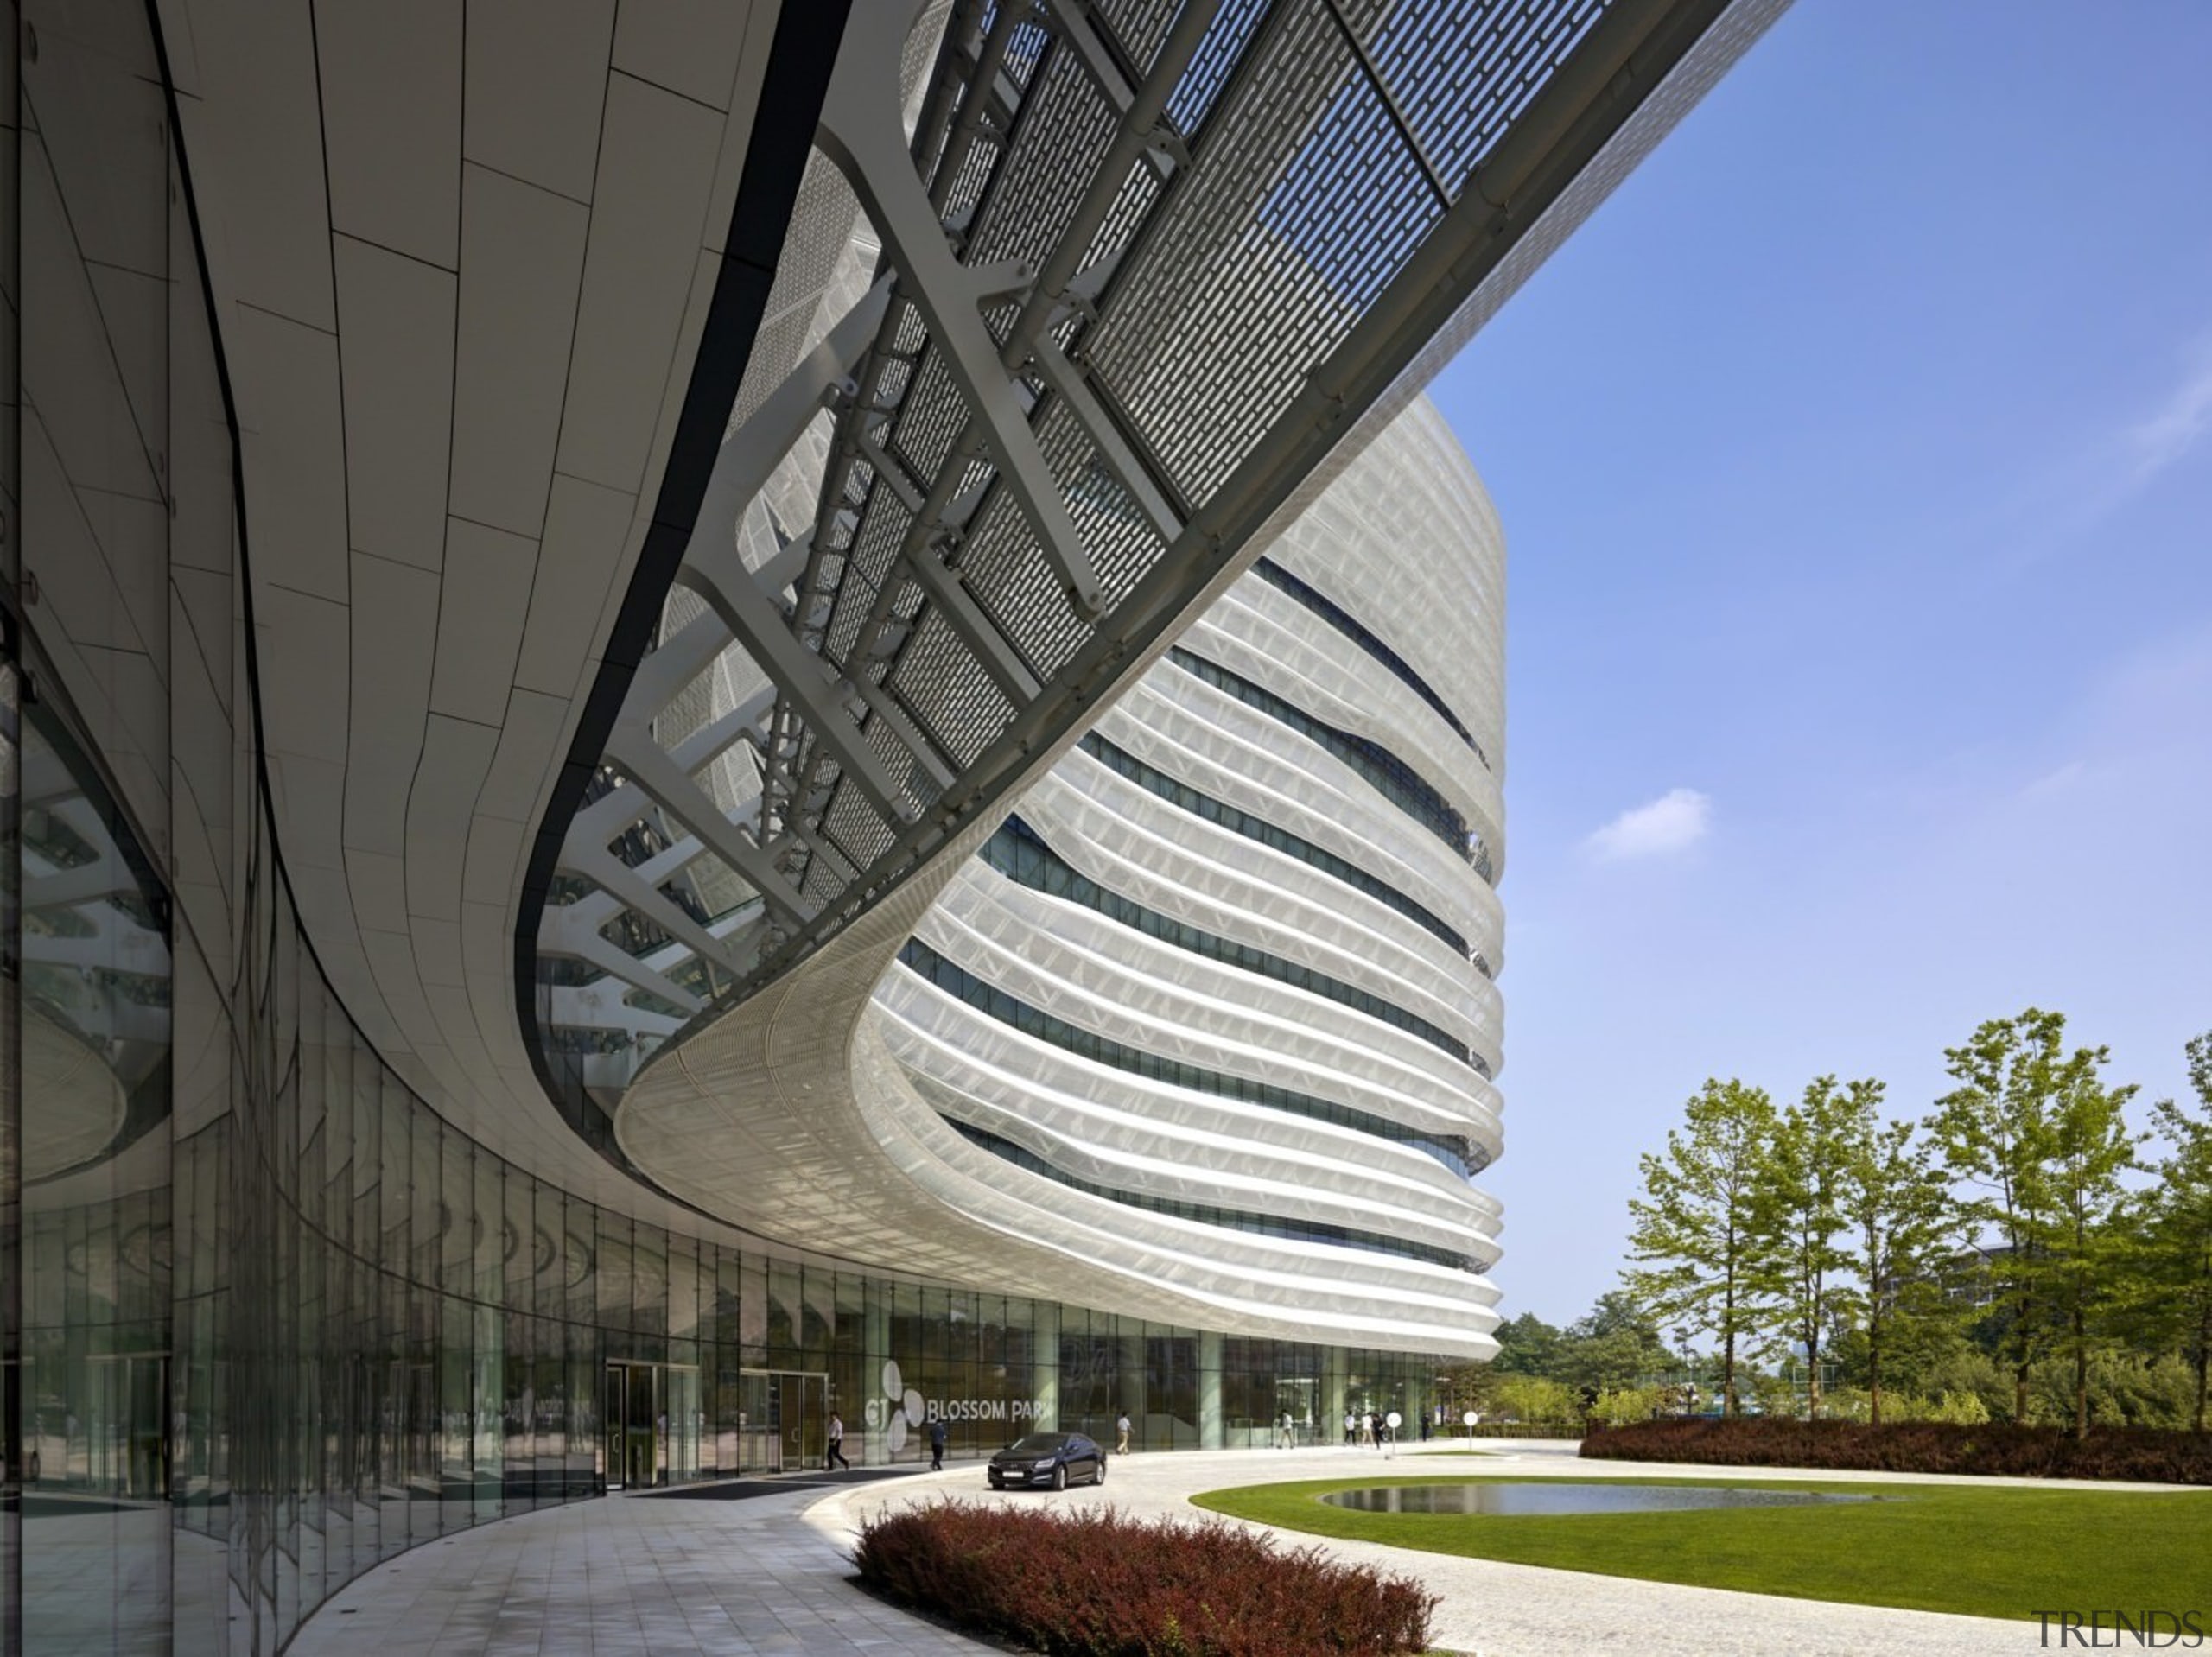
[872,397,1508,1356]
[0,0,1777,1648]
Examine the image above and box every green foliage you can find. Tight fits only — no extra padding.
[1924,1008,2077,1416]
[2041,1036,2145,1434]
[1452,1292,1676,1417]
[1587,1385,1670,1427]
[1749,1076,1865,1417]
[2137,1032,2212,1431]
[1491,1375,1576,1426]
[1484,1311,1562,1376]
[1622,1078,1777,1414]
[1611,1013,2204,1434]
[1923,1009,2142,1433]
[1560,1292,1677,1389]
[1902,1388,1993,1425]
[1834,1087,1955,1424]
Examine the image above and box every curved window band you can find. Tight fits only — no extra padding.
[945,1119,1487,1276]
[896,936,1491,1178]
[1166,646,1491,880]
[1249,557,1491,771]
[982,816,1489,1076]
[1078,731,1473,959]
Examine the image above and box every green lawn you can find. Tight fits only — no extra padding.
[1191,1474,2212,1622]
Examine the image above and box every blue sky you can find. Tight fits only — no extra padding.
[1427,0,2212,1324]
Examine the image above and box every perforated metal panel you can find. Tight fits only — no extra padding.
[528,0,1783,1091]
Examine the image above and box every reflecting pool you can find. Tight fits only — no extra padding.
[1320,1482,1875,1515]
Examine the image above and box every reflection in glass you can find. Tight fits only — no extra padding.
[19,708,175,1654]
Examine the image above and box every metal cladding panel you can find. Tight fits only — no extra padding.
[537,0,1783,1051]
[616,403,1509,1354]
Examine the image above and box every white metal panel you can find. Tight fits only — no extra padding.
[448,164,591,536]
[404,714,497,918]
[227,306,350,600]
[552,73,725,494]
[474,689,571,824]
[333,237,456,571]
[175,0,334,328]
[429,517,537,726]
[254,584,352,766]
[463,0,616,205]
[344,550,439,855]
[314,0,463,269]
[514,473,639,696]
[610,0,763,112]
[410,916,467,989]
[1097,680,1496,949]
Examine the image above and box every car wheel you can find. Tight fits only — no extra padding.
[1093,1457,1106,1487]
[988,1474,1003,1489]
[1052,1463,1068,1492]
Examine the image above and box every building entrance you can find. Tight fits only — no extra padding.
[737,1369,827,1473]
[601,1361,701,1489]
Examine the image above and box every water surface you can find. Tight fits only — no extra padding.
[1320,1482,1873,1515]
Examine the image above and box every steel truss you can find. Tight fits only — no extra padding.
[532,0,1782,1085]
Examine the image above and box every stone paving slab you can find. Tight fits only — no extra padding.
[288,1480,993,1657]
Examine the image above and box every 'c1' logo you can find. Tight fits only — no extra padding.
[860,1360,925,1451]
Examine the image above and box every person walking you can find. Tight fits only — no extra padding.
[1115,1412,1132,1455]
[825,1411,849,1471]
[1343,1409,1356,1446]
[927,1416,948,1472]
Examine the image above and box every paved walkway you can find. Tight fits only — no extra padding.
[291,1440,2194,1655]
[288,1475,989,1657]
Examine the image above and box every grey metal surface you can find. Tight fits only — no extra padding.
[531,0,1786,1104]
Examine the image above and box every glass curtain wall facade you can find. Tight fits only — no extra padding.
[0,10,1435,1653]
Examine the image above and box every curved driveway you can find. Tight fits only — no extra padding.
[805,1438,2083,1657]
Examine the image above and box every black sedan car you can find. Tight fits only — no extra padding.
[987,1431,1107,1490]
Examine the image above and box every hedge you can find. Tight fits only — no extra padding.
[1581,1417,2212,1483]
[853,1500,1439,1656]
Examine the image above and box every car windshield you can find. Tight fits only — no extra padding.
[1007,1433,1069,1454]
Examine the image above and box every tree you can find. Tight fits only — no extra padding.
[1493,1375,1575,1428]
[2140,1032,2212,1432]
[1928,1009,2143,1431]
[1926,1010,2071,1421]
[1487,1312,1563,1377]
[1751,1076,1861,1419]
[1834,1088,1955,1426]
[1556,1292,1676,1393]
[2040,1039,2141,1437]
[1623,1079,1777,1416]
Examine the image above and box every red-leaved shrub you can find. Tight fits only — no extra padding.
[1582,1417,2212,1484]
[852,1500,1437,1656]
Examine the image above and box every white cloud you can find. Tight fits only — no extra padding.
[1585,788,1712,862]
[2122,337,2212,487]
[2018,759,2088,802]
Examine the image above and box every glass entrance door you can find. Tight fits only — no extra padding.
[85,1355,169,1499]
[736,1370,829,1474]
[602,1362,701,1489]
[603,1362,656,1489]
